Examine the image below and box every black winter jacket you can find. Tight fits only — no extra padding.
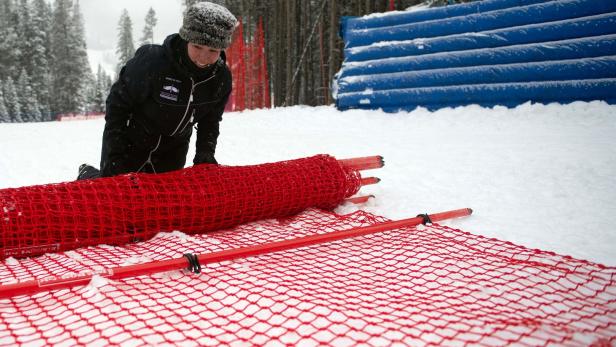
[100,34,232,177]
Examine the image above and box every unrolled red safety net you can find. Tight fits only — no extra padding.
[0,155,615,346]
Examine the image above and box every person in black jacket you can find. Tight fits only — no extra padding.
[78,2,237,180]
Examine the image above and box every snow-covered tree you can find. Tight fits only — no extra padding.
[0,85,10,123]
[16,0,32,62]
[17,69,42,122]
[28,0,53,120]
[49,0,73,115]
[33,0,54,56]
[140,7,157,46]
[91,65,112,113]
[70,0,94,113]
[3,77,22,122]
[0,1,21,81]
[50,0,91,115]
[0,0,11,24]
[116,9,135,76]
[12,0,49,121]
[92,66,106,113]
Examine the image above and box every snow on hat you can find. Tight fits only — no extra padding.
[180,2,238,49]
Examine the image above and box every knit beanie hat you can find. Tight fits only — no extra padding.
[179,2,238,49]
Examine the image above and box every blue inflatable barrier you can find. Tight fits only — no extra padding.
[341,0,549,31]
[339,56,616,93]
[343,0,616,48]
[339,35,616,78]
[344,13,616,62]
[334,0,616,111]
[377,98,616,112]
[337,79,616,111]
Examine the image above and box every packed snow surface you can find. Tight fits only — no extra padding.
[0,102,614,266]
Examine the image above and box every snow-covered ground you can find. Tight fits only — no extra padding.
[1,102,615,266]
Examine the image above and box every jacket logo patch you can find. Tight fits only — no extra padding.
[160,77,181,102]
[163,85,179,93]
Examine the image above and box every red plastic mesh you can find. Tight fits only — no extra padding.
[1,209,615,346]
[225,17,271,112]
[0,155,361,260]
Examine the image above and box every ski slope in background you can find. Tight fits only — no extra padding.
[0,102,615,266]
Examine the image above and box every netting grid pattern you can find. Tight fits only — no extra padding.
[1,209,614,346]
[0,155,361,260]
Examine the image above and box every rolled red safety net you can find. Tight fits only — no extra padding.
[0,155,363,260]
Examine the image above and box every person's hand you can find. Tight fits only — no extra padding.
[194,152,218,165]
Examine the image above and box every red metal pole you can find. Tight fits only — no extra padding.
[0,208,472,299]
[339,156,385,171]
[345,195,374,204]
[258,18,270,109]
[226,32,238,112]
[237,20,246,111]
[360,177,380,186]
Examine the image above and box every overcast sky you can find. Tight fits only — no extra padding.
[81,0,184,50]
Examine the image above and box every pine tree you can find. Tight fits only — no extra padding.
[104,73,113,94]
[0,1,21,81]
[17,0,32,66]
[92,66,105,113]
[50,0,91,115]
[29,0,53,120]
[140,7,157,46]
[70,0,94,113]
[0,84,10,123]
[92,65,112,113]
[116,9,135,76]
[50,0,74,115]
[4,77,22,122]
[17,69,42,122]
[0,0,10,25]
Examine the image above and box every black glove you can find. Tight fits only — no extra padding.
[77,164,102,180]
[194,152,218,165]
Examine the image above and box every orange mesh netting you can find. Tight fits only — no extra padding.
[0,155,361,260]
[0,209,614,346]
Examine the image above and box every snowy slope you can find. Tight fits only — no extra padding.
[0,102,615,266]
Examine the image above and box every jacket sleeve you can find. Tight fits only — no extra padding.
[100,47,152,177]
[193,89,231,165]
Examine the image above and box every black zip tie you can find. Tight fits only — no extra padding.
[183,253,201,274]
[416,213,433,225]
